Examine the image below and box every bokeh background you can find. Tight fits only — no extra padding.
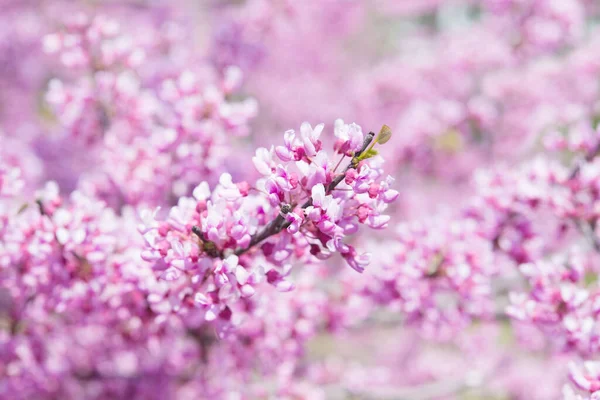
[2,1,600,399]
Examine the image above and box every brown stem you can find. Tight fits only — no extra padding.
[233,131,376,257]
[568,140,600,251]
[568,139,600,180]
[574,218,600,252]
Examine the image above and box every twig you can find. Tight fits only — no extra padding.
[567,141,600,252]
[574,218,600,252]
[568,140,600,180]
[233,132,376,257]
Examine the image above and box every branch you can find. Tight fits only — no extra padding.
[568,139,600,180]
[574,218,600,252]
[233,131,376,257]
[568,141,600,251]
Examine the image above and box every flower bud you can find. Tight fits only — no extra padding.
[345,169,358,185]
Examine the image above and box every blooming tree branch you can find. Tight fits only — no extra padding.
[232,130,377,257]
[3,2,600,399]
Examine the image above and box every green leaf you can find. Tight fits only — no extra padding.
[376,124,392,144]
[585,271,598,287]
[357,148,379,161]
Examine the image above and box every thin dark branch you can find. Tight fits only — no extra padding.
[233,132,376,257]
[574,218,600,252]
[568,140,600,251]
[568,140,600,180]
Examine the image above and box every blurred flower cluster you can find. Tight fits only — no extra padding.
[3,0,600,399]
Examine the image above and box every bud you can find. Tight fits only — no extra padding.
[345,169,358,185]
[376,124,392,144]
[368,182,380,199]
[236,181,250,196]
[280,203,292,214]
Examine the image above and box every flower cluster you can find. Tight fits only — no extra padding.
[43,13,257,206]
[5,0,600,399]
[568,361,600,399]
[507,256,600,355]
[139,121,397,331]
[360,215,498,340]
[485,0,585,52]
